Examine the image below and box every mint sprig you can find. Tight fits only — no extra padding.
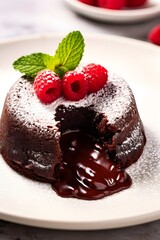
[53,31,84,77]
[13,31,85,78]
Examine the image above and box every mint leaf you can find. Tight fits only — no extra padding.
[13,31,85,78]
[53,31,85,77]
[13,53,50,78]
[43,54,56,70]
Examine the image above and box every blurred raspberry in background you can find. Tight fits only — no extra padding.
[148,25,160,46]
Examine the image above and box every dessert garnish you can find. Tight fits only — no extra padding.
[13,31,85,78]
[13,31,108,103]
[62,70,88,101]
[34,70,62,104]
[83,63,108,93]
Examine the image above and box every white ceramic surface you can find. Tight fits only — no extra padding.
[65,0,160,23]
[0,34,160,230]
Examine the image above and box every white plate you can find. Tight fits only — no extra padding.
[0,34,160,230]
[65,0,160,23]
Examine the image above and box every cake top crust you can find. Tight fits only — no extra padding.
[5,71,136,137]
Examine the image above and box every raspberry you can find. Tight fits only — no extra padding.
[34,70,61,104]
[125,0,147,8]
[148,25,160,46]
[78,0,97,6]
[62,71,88,101]
[97,0,125,10]
[83,64,108,94]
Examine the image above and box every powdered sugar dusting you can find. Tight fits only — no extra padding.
[116,120,145,159]
[6,78,59,137]
[128,127,160,191]
[6,71,136,136]
[86,72,136,126]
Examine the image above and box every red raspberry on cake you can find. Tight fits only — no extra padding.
[34,70,62,104]
[62,71,88,101]
[78,0,97,6]
[83,63,108,94]
[97,0,125,10]
[148,25,160,46]
[125,0,147,8]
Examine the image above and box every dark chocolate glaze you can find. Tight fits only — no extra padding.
[52,130,132,200]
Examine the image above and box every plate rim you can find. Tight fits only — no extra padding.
[0,32,160,51]
[0,208,160,230]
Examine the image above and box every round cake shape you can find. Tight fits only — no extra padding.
[0,71,146,198]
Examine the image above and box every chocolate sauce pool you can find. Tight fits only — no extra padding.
[52,131,132,200]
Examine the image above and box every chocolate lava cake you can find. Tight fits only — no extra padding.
[0,71,146,200]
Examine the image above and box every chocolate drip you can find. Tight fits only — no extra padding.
[52,131,132,200]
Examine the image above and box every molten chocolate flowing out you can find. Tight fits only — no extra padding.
[52,131,132,200]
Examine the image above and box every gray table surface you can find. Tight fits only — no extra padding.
[0,0,160,239]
